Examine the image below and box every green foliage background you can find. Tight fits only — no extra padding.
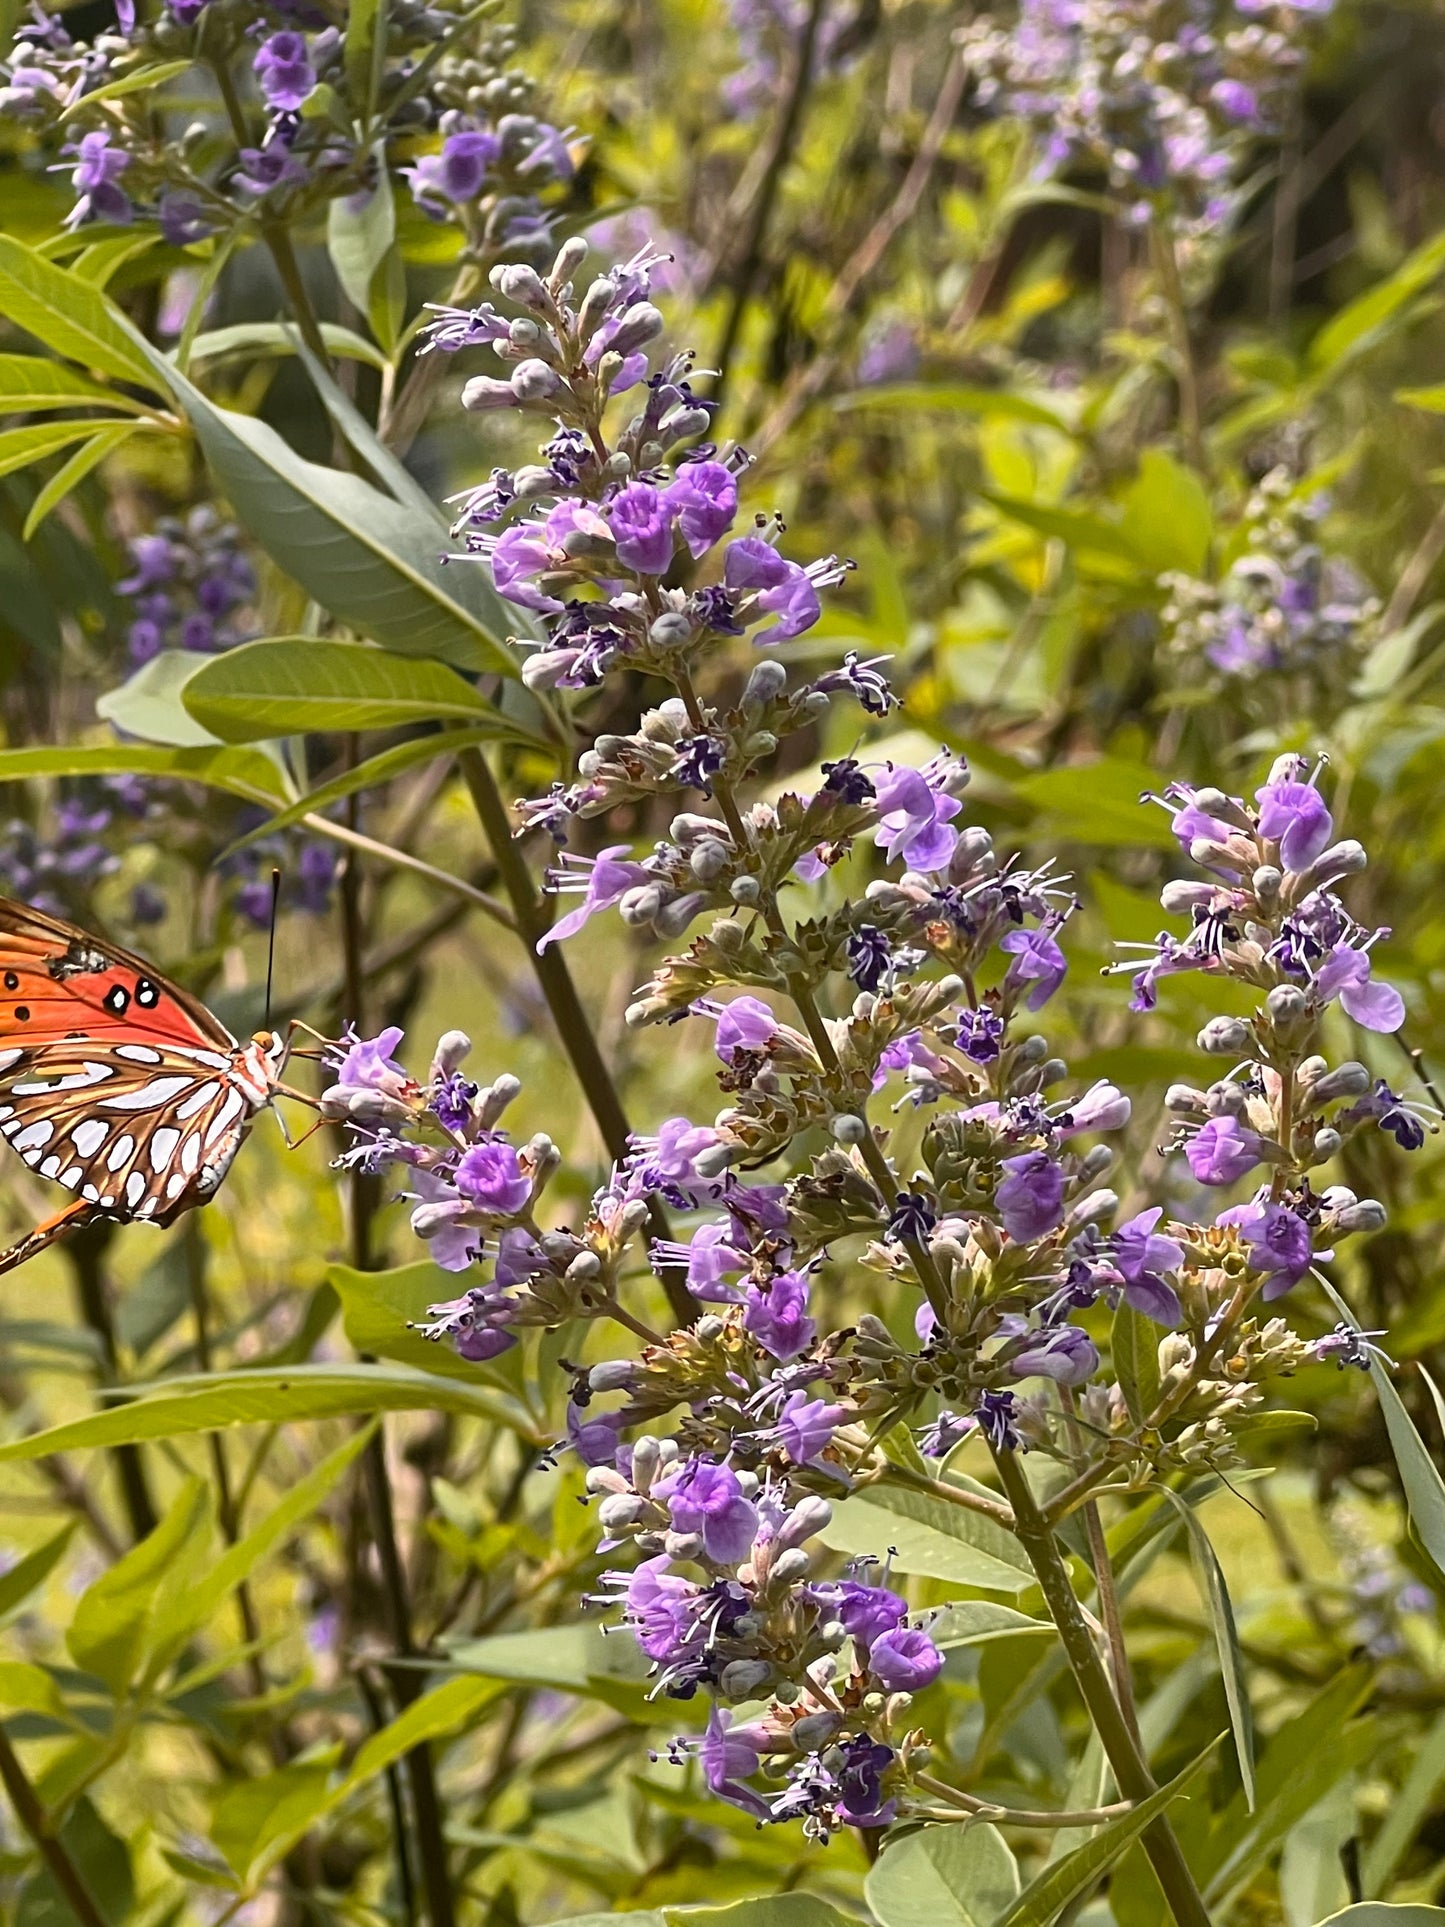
[6,1,1445,1924]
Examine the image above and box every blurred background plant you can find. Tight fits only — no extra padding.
[3,0,1445,1924]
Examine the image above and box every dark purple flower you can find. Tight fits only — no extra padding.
[1312,1322,1390,1371]
[887,1191,937,1243]
[658,1458,758,1563]
[822,756,876,805]
[158,192,216,246]
[743,1269,814,1359]
[668,460,738,558]
[957,1007,1005,1063]
[1185,1114,1266,1186]
[847,925,893,992]
[974,1389,1020,1451]
[1010,1321,1099,1384]
[407,128,502,211]
[1314,943,1404,1033]
[835,1736,896,1827]
[1113,1206,1185,1326]
[254,31,315,112]
[674,734,724,792]
[431,1071,478,1132]
[1256,776,1333,872]
[454,1142,531,1215]
[607,483,676,574]
[997,1150,1065,1242]
[873,765,961,873]
[417,1279,516,1355]
[1001,924,1068,1010]
[812,651,898,716]
[868,1624,943,1692]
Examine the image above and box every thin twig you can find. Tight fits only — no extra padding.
[301,812,517,929]
[915,1773,1135,1828]
[1382,497,1445,636]
[0,1725,109,1927]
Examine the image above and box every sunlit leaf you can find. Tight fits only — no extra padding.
[866,1820,1019,1927]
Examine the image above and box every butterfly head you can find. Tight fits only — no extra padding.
[231,1028,289,1105]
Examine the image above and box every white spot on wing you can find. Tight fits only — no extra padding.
[148,1127,181,1172]
[125,1171,145,1208]
[72,1119,107,1159]
[115,1044,163,1065]
[205,1087,247,1148]
[14,1121,52,1153]
[106,1134,135,1172]
[59,1166,83,1189]
[40,1156,60,1179]
[82,1184,99,1203]
[0,1048,21,1070]
[180,1133,201,1177]
[165,1171,187,1201]
[101,1076,192,1112]
[176,1080,221,1120]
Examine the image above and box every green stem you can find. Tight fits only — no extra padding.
[262,220,333,373]
[0,1725,109,1927]
[877,1461,1015,1530]
[454,746,698,1328]
[63,1222,157,1544]
[1150,216,1207,479]
[991,1449,1212,1927]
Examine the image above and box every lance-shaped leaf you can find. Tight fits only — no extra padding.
[994,1739,1222,1927]
[821,1479,1034,1592]
[1160,1489,1255,1809]
[181,638,513,742]
[0,234,165,391]
[0,741,288,805]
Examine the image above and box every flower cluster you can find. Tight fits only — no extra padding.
[1160,466,1380,692]
[722,0,859,121]
[3,1,570,251]
[118,508,257,666]
[0,777,154,923]
[328,253,1417,1840]
[961,0,1332,235]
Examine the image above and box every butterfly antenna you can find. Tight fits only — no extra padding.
[264,867,281,1030]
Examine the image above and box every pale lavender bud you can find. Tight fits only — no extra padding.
[1199,1016,1251,1054]
[770,1549,811,1586]
[720,1660,774,1698]
[549,235,589,288]
[1161,880,1218,914]
[1266,984,1308,1024]
[511,358,562,402]
[494,262,549,308]
[1309,1062,1371,1102]
[607,301,665,355]
[478,1075,521,1127]
[430,1030,472,1080]
[598,1493,648,1533]
[655,891,708,936]
[589,1359,635,1392]
[1335,1199,1386,1233]
[462,376,517,411]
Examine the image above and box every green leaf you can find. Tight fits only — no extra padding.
[1362,1710,1445,1897]
[69,233,160,289]
[211,1752,340,1887]
[1112,1301,1162,1426]
[151,1424,377,1660]
[930,1601,1053,1648]
[983,491,1143,564]
[866,1821,1020,1927]
[22,424,137,539]
[0,236,163,392]
[1309,231,1445,374]
[0,1660,75,1721]
[223,726,502,852]
[1316,1912,1445,1926]
[1397,386,1445,415]
[184,320,390,372]
[343,0,388,115]
[447,1623,651,1696]
[0,741,286,805]
[1200,1664,1377,1904]
[182,638,507,742]
[995,1741,1221,1927]
[1013,759,1182,849]
[837,382,1077,433]
[1159,1491,1255,1810]
[0,1363,540,1461]
[1316,1275,1445,1585]
[0,1524,74,1624]
[0,418,141,480]
[1118,448,1213,576]
[66,1477,211,1695]
[16,1798,132,1927]
[327,162,395,314]
[96,650,224,749]
[665,1902,860,1927]
[329,1259,518,1386]
[153,360,521,674]
[57,59,191,117]
[343,1674,501,1794]
[0,355,142,411]
[821,1480,1035,1592]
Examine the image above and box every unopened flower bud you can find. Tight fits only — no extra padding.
[1166,1083,1209,1118]
[650,611,692,648]
[460,375,516,410]
[832,1113,868,1144]
[1015,1033,1048,1063]
[694,1314,726,1342]
[1335,1199,1387,1234]
[631,1436,662,1485]
[730,875,760,905]
[566,1249,602,1282]
[619,884,663,926]
[597,1493,648,1533]
[778,1496,833,1547]
[607,300,665,356]
[493,261,549,308]
[588,1359,635,1393]
[770,1548,811,1586]
[1161,880,1218,915]
[663,1530,705,1561]
[1308,1061,1371,1103]
[720,1661,773,1698]
[791,1712,843,1751]
[1311,1127,1342,1161]
[1252,865,1282,904]
[1266,984,1307,1025]
[548,235,589,288]
[690,839,731,882]
[1198,1016,1252,1055]
[1069,1188,1118,1227]
[478,1074,521,1126]
[693,1142,735,1179]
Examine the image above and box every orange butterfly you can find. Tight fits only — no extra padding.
[0,894,308,1274]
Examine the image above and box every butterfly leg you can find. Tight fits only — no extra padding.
[0,1200,105,1278]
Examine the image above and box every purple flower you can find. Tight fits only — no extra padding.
[1218,1200,1319,1298]
[158,192,215,246]
[974,1389,1020,1451]
[668,460,738,558]
[407,128,502,211]
[631,1118,726,1198]
[654,1220,747,1298]
[812,1580,906,1647]
[539,844,652,948]
[1010,1321,1099,1384]
[957,1007,1005,1063]
[873,765,961,873]
[454,1142,531,1216]
[254,31,315,112]
[64,131,131,228]
[778,1392,848,1466]
[847,925,893,992]
[1185,1114,1266,1186]
[1314,943,1404,1032]
[723,536,821,641]
[743,1269,815,1359]
[1064,1079,1131,1135]
[658,1458,758,1563]
[712,995,778,1061]
[329,1026,412,1100]
[1001,925,1068,1011]
[997,1150,1065,1242]
[699,1707,768,1817]
[835,1736,896,1827]
[607,483,676,574]
[867,1625,943,1692]
[417,1278,515,1355]
[626,1557,696,1662]
[1256,777,1333,872]
[1113,1206,1185,1326]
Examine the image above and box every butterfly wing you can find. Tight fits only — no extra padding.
[0,894,235,1052]
[0,1041,262,1219]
